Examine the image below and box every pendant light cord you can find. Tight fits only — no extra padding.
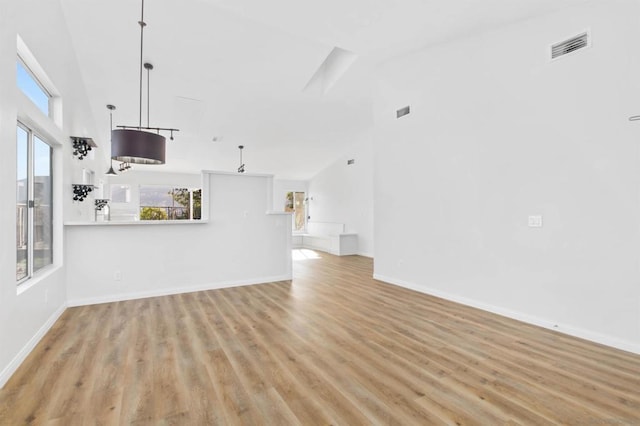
[138,0,146,130]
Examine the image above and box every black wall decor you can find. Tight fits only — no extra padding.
[94,199,109,210]
[71,136,97,160]
[72,184,95,202]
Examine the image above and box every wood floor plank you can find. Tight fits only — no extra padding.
[1,251,639,425]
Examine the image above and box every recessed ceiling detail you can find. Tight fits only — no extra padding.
[303,47,358,95]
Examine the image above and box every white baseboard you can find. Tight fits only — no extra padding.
[358,252,374,258]
[373,273,640,355]
[0,302,67,388]
[67,274,293,307]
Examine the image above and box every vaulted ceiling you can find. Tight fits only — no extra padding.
[60,0,589,179]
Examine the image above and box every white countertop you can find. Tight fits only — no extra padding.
[64,219,209,226]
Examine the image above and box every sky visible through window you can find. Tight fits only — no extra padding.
[17,127,28,182]
[17,61,49,116]
[34,135,51,178]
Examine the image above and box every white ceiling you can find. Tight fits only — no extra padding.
[59,0,589,179]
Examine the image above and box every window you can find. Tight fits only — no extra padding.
[17,123,53,283]
[110,184,131,203]
[285,191,306,232]
[16,59,51,117]
[139,186,201,220]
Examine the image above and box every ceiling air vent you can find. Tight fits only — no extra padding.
[396,106,410,119]
[551,32,589,60]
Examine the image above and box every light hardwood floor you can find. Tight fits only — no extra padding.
[1,252,639,425]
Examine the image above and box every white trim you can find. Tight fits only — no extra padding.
[17,35,60,98]
[17,34,63,129]
[67,274,293,307]
[16,265,62,295]
[358,252,374,258]
[373,274,640,355]
[0,302,67,388]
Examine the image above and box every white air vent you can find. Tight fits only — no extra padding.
[396,106,410,119]
[551,32,589,60]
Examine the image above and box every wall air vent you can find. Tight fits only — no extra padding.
[551,32,589,60]
[396,106,410,119]
[347,159,355,165]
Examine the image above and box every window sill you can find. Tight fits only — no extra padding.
[17,264,62,296]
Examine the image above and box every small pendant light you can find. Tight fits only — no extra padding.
[105,105,117,176]
[237,145,246,173]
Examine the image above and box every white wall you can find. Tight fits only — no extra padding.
[65,172,292,305]
[307,136,374,257]
[373,0,640,353]
[0,0,102,386]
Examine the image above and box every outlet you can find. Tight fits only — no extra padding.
[114,270,122,281]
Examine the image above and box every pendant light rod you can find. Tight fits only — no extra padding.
[108,104,114,132]
[138,0,146,130]
[111,0,179,165]
[105,104,118,176]
[117,61,180,135]
[145,63,152,127]
[237,145,245,173]
[116,125,179,133]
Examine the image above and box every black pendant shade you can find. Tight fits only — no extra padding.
[105,164,117,176]
[111,129,166,165]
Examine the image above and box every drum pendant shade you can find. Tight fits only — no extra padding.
[111,129,166,165]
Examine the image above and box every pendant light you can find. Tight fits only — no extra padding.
[237,145,245,173]
[105,105,117,176]
[111,0,178,165]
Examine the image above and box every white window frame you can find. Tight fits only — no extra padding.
[15,35,62,293]
[17,35,63,128]
[138,186,202,221]
[17,122,54,286]
[286,191,307,233]
[17,57,52,117]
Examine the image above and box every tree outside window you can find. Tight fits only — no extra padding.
[139,186,201,220]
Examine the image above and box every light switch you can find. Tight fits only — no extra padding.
[528,215,543,228]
